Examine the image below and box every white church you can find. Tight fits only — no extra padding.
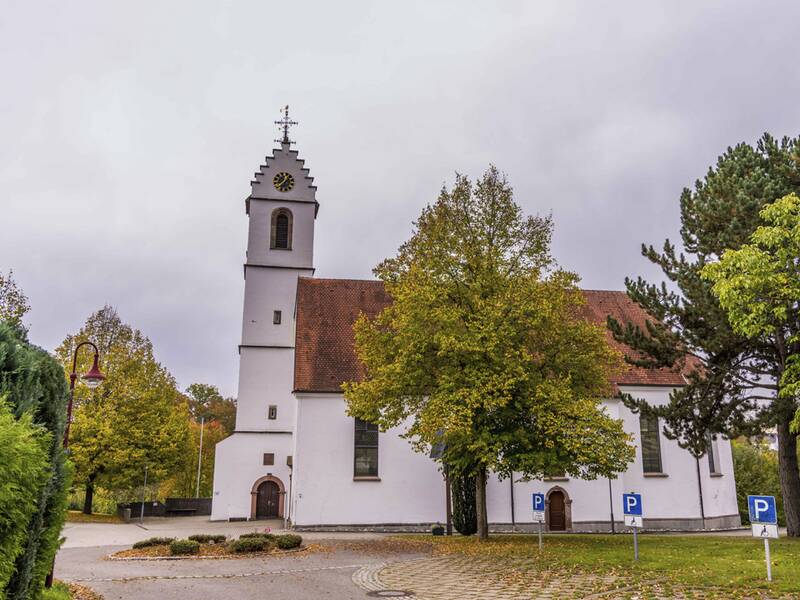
[211,118,741,532]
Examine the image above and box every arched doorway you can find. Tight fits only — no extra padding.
[256,481,280,518]
[545,486,572,531]
[249,475,285,520]
[548,490,566,531]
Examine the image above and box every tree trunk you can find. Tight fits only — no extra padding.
[776,418,800,537]
[475,465,489,540]
[82,477,95,515]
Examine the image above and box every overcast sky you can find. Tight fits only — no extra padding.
[2,1,799,397]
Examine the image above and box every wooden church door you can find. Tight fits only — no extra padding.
[548,491,566,531]
[256,481,280,518]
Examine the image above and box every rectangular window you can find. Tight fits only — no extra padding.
[354,418,379,478]
[706,432,721,474]
[263,453,274,466]
[640,414,663,474]
[273,310,282,325]
[268,405,277,420]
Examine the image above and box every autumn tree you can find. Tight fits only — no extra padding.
[607,133,800,536]
[163,419,228,498]
[344,167,634,539]
[57,307,191,513]
[0,270,30,331]
[703,193,800,531]
[185,383,236,434]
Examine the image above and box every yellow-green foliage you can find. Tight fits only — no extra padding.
[344,167,635,483]
[0,404,50,591]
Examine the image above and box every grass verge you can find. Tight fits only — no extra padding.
[65,510,122,524]
[411,533,800,595]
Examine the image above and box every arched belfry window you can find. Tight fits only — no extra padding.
[270,208,293,250]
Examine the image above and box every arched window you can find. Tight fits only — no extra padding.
[270,208,293,250]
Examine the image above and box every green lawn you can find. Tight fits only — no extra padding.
[417,533,800,595]
[41,582,72,600]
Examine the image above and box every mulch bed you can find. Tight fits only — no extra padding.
[69,582,104,600]
[109,543,322,560]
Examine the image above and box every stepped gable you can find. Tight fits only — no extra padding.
[293,278,689,393]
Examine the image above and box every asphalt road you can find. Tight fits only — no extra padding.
[55,542,420,600]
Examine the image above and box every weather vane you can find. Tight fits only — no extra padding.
[274,105,298,145]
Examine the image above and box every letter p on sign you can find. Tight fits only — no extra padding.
[748,495,777,524]
[622,493,642,516]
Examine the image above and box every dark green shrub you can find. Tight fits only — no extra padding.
[188,534,226,544]
[275,534,302,550]
[239,532,274,541]
[132,537,175,549]
[169,539,200,556]
[0,323,70,600]
[451,471,477,536]
[229,537,269,553]
[0,405,51,592]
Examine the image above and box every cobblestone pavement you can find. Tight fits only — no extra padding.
[351,554,795,599]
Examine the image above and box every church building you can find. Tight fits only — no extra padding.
[211,116,741,531]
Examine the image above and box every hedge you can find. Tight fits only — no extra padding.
[229,537,270,553]
[0,323,70,600]
[0,405,50,591]
[169,539,200,556]
[132,537,175,549]
[451,471,477,536]
[275,534,302,550]
[238,532,274,541]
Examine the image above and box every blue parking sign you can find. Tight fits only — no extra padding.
[623,493,642,516]
[748,495,777,524]
[532,493,545,512]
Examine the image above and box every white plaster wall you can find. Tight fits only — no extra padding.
[292,390,739,527]
[235,347,295,432]
[246,199,316,269]
[241,268,301,347]
[616,386,739,522]
[211,432,294,521]
[292,394,445,526]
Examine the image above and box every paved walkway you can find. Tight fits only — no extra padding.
[62,516,383,548]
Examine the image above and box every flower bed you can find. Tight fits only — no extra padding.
[110,532,305,560]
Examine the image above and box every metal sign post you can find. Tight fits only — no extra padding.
[622,493,643,561]
[748,495,778,582]
[532,493,545,551]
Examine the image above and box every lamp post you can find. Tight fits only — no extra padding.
[64,341,106,447]
[46,341,105,588]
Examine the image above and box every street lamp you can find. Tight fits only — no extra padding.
[47,340,105,588]
[64,341,105,447]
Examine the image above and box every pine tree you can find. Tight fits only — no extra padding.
[608,133,800,535]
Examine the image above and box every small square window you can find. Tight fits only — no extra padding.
[263,453,274,466]
[273,310,282,325]
[268,405,277,420]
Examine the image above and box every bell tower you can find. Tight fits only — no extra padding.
[212,107,318,521]
[236,106,317,431]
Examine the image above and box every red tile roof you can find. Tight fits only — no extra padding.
[293,278,688,393]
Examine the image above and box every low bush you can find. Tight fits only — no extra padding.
[132,537,175,549]
[229,537,269,553]
[239,532,274,541]
[169,539,200,556]
[187,534,226,544]
[275,534,302,550]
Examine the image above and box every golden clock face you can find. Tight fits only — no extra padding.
[273,172,295,192]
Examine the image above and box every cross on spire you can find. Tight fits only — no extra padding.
[274,105,298,145]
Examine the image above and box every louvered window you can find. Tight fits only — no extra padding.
[640,414,663,473]
[354,418,379,477]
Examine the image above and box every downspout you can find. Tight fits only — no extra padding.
[695,457,706,530]
[509,474,516,531]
